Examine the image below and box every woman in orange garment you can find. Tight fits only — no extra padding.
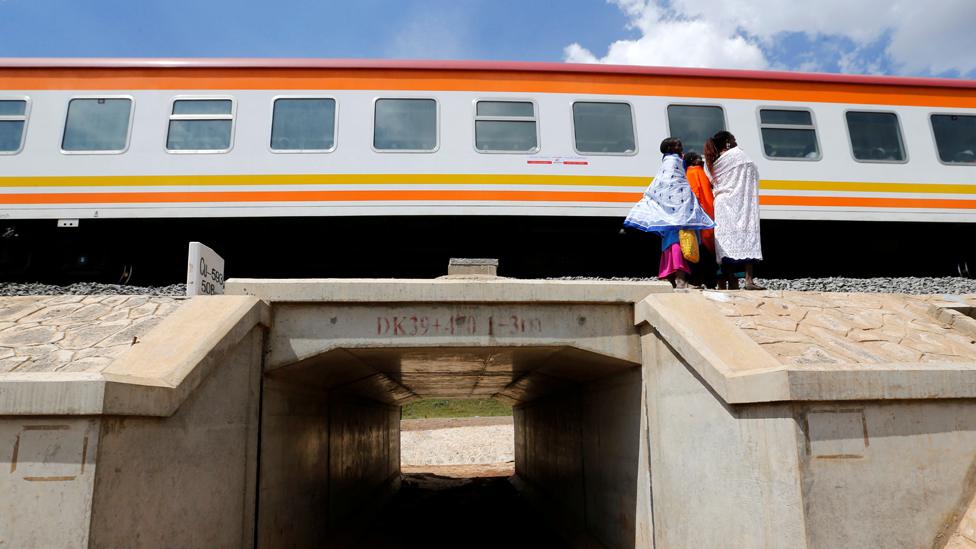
[684,151,718,289]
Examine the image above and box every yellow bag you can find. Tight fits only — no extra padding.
[679,230,700,263]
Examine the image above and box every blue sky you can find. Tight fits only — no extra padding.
[0,0,973,78]
[0,0,629,61]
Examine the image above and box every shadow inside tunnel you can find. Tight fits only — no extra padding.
[353,473,572,549]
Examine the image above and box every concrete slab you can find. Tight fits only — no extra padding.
[226,277,670,303]
[636,291,976,403]
[0,295,269,416]
[0,295,185,374]
[638,290,976,549]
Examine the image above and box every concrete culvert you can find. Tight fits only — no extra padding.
[6,280,976,549]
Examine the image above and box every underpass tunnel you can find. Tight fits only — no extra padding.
[260,346,645,549]
[249,280,661,549]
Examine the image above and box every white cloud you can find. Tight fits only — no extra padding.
[385,5,470,60]
[566,16,766,70]
[566,0,976,76]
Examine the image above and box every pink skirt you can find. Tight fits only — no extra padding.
[659,243,691,278]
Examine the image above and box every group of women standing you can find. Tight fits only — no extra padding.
[624,131,763,290]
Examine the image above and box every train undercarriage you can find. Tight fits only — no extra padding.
[0,216,973,284]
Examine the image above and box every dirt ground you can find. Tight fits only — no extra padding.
[400,416,514,431]
[400,416,515,467]
[400,462,514,478]
[353,473,570,549]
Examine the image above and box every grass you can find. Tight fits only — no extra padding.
[402,398,512,419]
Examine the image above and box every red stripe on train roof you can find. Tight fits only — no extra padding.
[0,58,974,90]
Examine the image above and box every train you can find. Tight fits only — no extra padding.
[0,58,974,282]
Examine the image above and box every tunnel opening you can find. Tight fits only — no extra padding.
[258,346,644,548]
[245,278,662,548]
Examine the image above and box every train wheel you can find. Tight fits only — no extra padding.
[959,260,972,279]
[118,264,134,285]
[0,226,33,279]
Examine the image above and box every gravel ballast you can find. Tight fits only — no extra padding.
[549,276,976,295]
[1,277,975,296]
[0,282,186,296]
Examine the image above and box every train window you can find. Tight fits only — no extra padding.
[373,98,437,151]
[758,108,821,160]
[61,98,132,153]
[271,98,336,152]
[572,102,636,155]
[667,105,725,154]
[166,99,234,152]
[0,99,28,154]
[931,114,976,165]
[846,111,906,162]
[474,100,538,153]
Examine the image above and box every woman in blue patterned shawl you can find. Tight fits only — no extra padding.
[624,138,715,288]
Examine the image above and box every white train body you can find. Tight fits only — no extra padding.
[0,59,974,224]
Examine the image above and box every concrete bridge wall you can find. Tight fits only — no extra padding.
[514,367,647,549]
[257,379,399,548]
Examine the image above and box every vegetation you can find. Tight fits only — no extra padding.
[402,398,512,419]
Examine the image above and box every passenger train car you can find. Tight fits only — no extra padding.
[0,59,974,281]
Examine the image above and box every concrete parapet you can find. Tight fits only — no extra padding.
[0,295,269,548]
[0,295,269,416]
[637,290,976,549]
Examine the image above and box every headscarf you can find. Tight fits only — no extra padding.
[623,154,715,233]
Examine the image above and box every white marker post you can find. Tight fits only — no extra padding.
[186,242,225,296]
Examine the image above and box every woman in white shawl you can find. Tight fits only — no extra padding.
[624,138,714,288]
[704,131,763,290]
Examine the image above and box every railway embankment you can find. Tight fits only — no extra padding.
[2,279,976,548]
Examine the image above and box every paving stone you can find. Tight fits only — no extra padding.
[116,296,148,309]
[754,316,799,332]
[59,356,114,373]
[730,302,763,316]
[0,324,63,346]
[73,347,113,360]
[18,302,85,323]
[731,318,757,330]
[59,303,115,324]
[799,310,854,335]
[920,353,973,363]
[60,321,131,350]
[0,298,44,322]
[0,355,29,372]
[848,329,901,343]
[0,295,183,373]
[13,344,60,358]
[758,299,808,321]
[838,308,886,330]
[791,345,849,365]
[44,295,85,305]
[859,341,922,362]
[127,302,159,319]
[802,326,887,363]
[748,329,809,345]
[100,296,131,307]
[720,291,976,366]
[17,349,76,372]
[900,333,963,356]
[97,309,131,322]
[96,316,164,348]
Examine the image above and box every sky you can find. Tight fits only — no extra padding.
[1,0,974,79]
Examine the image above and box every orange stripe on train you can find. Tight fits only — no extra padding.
[1,68,975,108]
[0,190,643,204]
[2,189,976,210]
